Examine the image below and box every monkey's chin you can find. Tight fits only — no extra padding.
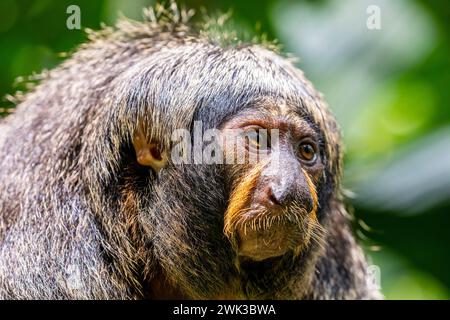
[236,225,299,262]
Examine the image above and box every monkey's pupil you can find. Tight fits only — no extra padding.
[253,134,259,146]
[246,132,259,149]
[301,144,315,160]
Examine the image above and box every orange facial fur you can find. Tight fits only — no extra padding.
[223,160,269,239]
[301,167,318,221]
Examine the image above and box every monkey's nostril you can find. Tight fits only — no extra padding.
[267,187,282,206]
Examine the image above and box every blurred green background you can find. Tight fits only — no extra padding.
[1,0,449,299]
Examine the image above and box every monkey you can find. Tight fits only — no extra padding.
[0,3,381,299]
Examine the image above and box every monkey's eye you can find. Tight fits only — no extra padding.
[298,142,316,162]
[243,128,269,153]
[247,131,260,150]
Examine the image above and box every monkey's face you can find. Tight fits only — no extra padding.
[221,103,326,263]
[132,98,328,271]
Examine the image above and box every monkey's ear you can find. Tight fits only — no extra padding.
[132,128,168,173]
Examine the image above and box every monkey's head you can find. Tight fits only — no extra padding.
[85,11,342,298]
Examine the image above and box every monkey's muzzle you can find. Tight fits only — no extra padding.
[224,158,318,262]
[236,219,301,261]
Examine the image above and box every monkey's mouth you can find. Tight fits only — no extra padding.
[225,202,321,263]
[235,220,302,262]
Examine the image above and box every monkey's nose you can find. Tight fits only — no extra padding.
[267,172,296,206]
[267,184,288,206]
[267,184,285,206]
[258,183,289,207]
